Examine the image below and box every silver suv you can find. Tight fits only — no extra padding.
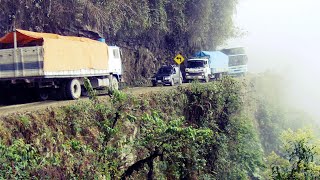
[151,65,183,86]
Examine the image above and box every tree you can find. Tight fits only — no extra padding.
[266,129,320,179]
[121,111,213,179]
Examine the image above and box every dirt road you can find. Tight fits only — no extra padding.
[0,85,177,117]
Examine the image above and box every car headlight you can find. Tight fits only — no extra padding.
[186,73,189,75]
[164,76,171,80]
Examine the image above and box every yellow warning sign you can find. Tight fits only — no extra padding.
[174,54,185,65]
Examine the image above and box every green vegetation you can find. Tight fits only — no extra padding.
[266,129,320,179]
[0,1,319,178]
[252,73,320,179]
[0,75,319,179]
[0,77,267,179]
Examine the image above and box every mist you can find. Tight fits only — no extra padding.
[227,0,320,122]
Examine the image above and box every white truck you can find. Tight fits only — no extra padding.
[227,54,248,76]
[0,29,123,102]
[221,47,248,76]
[185,51,229,82]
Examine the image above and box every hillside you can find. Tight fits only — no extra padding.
[0,75,319,178]
[0,0,238,84]
[1,1,319,179]
[0,77,263,179]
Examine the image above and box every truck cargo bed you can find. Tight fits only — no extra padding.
[0,29,111,80]
[0,46,44,79]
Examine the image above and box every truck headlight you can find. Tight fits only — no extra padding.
[186,73,189,75]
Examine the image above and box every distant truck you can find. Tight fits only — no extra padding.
[151,65,182,86]
[185,51,229,82]
[221,47,248,76]
[0,29,123,101]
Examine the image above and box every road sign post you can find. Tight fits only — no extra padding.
[174,54,185,84]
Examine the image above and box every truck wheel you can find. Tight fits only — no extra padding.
[171,79,175,86]
[111,77,119,90]
[215,73,220,79]
[39,91,49,101]
[205,76,209,83]
[66,79,82,100]
[179,77,183,85]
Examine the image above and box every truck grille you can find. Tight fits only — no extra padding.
[188,73,203,76]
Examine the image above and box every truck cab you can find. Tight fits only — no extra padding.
[185,51,229,82]
[151,65,182,86]
[107,46,123,82]
[185,58,211,82]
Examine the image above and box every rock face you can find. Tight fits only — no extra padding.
[0,0,237,85]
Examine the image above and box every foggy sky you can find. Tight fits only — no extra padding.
[228,0,320,120]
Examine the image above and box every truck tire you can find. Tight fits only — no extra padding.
[215,73,220,79]
[179,77,183,85]
[111,77,119,90]
[171,78,175,86]
[205,76,209,83]
[39,91,49,101]
[66,79,82,100]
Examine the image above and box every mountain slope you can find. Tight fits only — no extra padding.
[0,0,238,84]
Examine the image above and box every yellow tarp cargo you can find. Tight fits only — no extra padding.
[0,29,109,73]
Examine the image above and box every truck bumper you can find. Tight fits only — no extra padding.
[152,79,171,85]
[185,75,206,80]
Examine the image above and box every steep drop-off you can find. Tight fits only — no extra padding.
[0,75,319,179]
[0,0,238,84]
[0,77,266,179]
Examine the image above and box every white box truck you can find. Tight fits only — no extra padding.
[221,47,248,76]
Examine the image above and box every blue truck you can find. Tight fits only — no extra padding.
[185,51,229,82]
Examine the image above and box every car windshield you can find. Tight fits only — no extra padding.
[187,61,204,68]
[158,67,173,74]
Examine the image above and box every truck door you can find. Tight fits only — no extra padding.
[108,46,122,75]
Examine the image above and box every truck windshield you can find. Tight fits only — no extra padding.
[187,61,204,68]
[158,67,173,74]
[229,55,248,66]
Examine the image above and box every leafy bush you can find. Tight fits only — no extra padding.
[0,77,267,178]
[0,139,41,179]
[267,129,320,179]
